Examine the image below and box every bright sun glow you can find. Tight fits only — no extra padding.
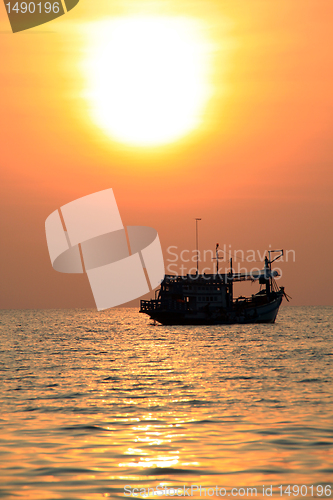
[83,16,212,147]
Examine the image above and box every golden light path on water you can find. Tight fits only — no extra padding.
[82,16,213,147]
[0,308,332,499]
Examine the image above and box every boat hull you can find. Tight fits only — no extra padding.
[141,293,283,326]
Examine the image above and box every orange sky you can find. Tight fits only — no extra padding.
[0,0,332,308]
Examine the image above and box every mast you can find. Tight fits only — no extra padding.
[264,255,271,295]
[216,243,219,274]
[195,218,201,275]
[267,249,283,296]
[229,257,233,306]
[213,243,221,275]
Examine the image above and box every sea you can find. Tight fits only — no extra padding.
[0,307,332,500]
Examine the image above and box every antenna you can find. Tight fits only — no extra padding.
[212,243,223,275]
[195,218,201,275]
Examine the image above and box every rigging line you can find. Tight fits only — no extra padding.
[218,249,264,264]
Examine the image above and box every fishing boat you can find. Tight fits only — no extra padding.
[140,247,288,325]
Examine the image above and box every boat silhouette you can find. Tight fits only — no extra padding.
[140,247,288,325]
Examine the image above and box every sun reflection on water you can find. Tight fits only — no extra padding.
[0,308,332,499]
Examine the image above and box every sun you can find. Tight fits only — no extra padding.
[83,16,212,147]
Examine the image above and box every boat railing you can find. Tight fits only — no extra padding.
[140,299,187,312]
[163,274,225,285]
[233,291,280,307]
[163,273,269,284]
[234,295,254,303]
[140,299,161,311]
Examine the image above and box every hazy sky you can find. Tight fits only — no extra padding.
[1,0,332,309]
